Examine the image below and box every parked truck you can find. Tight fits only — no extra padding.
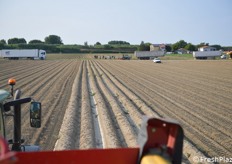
[0,49,46,60]
[193,51,222,59]
[134,51,165,60]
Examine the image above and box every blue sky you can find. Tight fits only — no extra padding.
[0,0,231,46]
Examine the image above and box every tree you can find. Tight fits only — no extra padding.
[184,43,197,51]
[177,40,187,48]
[84,41,88,47]
[44,35,63,44]
[18,38,27,44]
[108,40,130,45]
[0,39,6,44]
[197,42,209,48]
[138,41,150,51]
[0,42,4,49]
[171,43,179,51]
[29,39,43,44]
[8,38,27,44]
[165,45,172,52]
[95,42,101,46]
[171,40,187,51]
[210,44,222,50]
[0,40,6,49]
[103,44,113,49]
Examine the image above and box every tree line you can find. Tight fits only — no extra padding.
[138,40,230,52]
[0,35,137,53]
[0,35,231,53]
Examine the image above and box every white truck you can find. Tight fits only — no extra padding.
[0,49,46,60]
[193,51,222,59]
[134,51,165,60]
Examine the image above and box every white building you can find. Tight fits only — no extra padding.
[198,46,216,51]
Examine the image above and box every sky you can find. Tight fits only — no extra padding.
[0,0,231,46]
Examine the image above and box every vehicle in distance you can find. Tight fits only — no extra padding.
[122,54,131,60]
[221,54,227,59]
[0,49,46,60]
[153,58,161,63]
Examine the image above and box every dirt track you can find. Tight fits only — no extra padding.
[1,57,232,162]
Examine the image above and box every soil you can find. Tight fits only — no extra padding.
[1,57,231,163]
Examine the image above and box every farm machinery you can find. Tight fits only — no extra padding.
[0,79,184,164]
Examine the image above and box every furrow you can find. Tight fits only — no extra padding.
[87,60,122,148]
[91,60,137,147]
[79,60,95,149]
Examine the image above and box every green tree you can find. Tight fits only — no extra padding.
[18,38,27,44]
[0,39,6,44]
[210,44,222,50]
[138,41,150,51]
[95,42,101,45]
[0,40,6,49]
[177,40,187,48]
[171,43,179,51]
[184,43,197,51]
[8,38,27,44]
[8,38,18,44]
[103,44,113,49]
[165,45,172,52]
[197,42,209,48]
[44,35,63,44]
[84,41,88,47]
[0,42,4,49]
[108,40,130,45]
[29,39,43,44]
[171,40,187,51]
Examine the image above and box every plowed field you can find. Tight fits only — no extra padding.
[1,55,232,162]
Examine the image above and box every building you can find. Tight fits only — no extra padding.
[198,46,216,51]
[176,48,187,54]
[150,44,166,51]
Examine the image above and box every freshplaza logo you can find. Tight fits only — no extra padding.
[193,156,232,163]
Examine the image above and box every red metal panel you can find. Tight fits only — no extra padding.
[15,148,139,164]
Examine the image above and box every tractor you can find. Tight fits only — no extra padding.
[0,79,184,164]
[0,79,41,152]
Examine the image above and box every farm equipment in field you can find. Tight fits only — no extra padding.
[119,54,131,60]
[0,79,184,164]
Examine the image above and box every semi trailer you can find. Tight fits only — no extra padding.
[0,49,46,60]
[134,51,165,60]
[193,51,222,59]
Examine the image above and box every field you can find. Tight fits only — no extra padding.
[0,54,231,163]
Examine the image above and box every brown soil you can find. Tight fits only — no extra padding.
[0,59,80,150]
[1,57,231,163]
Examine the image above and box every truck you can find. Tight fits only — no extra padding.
[193,51,222,59]
[134,51,165,60]
[0,79,184,164]
[0,49,46,60]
